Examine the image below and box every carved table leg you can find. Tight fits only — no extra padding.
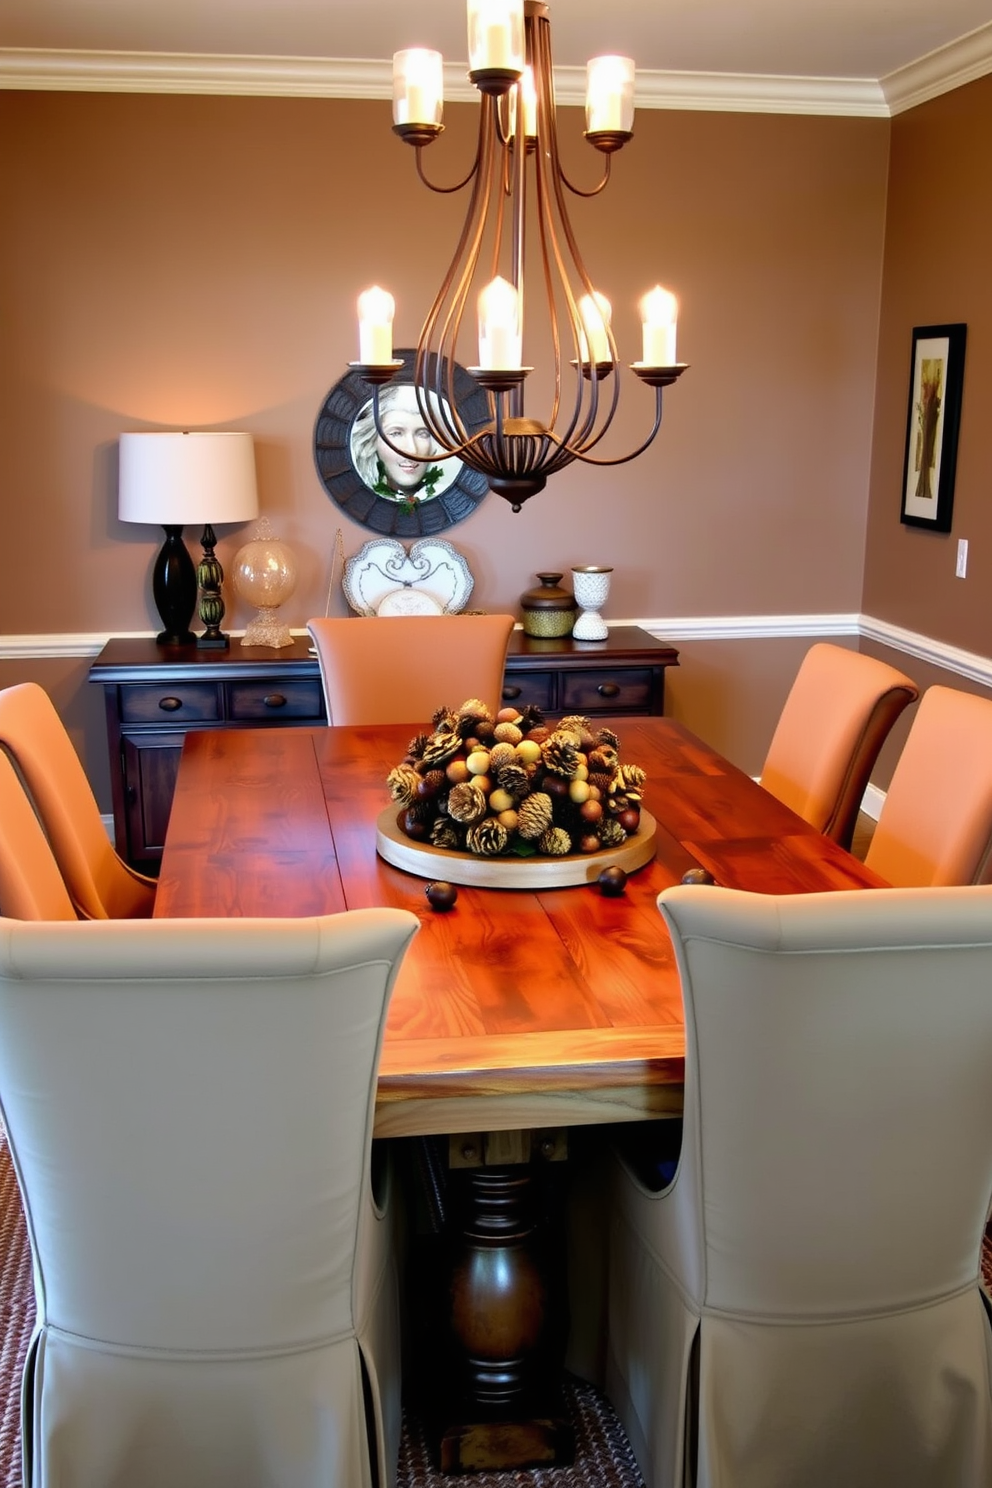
[430,1130,574,1474]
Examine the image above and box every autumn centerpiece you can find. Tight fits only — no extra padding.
[386,701,646,860]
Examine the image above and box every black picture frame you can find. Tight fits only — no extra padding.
[313,350,491,537]
[899,322,967,533]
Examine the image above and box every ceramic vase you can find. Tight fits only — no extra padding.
[570,566,613,641]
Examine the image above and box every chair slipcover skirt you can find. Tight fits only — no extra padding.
[607,883,992,1488]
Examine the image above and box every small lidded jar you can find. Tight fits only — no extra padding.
[519,573,577,639]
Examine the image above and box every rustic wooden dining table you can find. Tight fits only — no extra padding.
[155,713,884,1471]
[155,714,884,1136]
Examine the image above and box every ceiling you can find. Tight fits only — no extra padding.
[3,0,992,114]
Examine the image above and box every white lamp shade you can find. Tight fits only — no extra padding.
[118,432,259,526]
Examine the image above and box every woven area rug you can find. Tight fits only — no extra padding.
[0,1126,990,1488]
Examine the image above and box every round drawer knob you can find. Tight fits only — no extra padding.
[263,693,287,708]
[501,685,522,700]
[158,696,183,712]
[597,682,620,698]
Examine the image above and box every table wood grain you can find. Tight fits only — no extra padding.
[156,718,884,1136]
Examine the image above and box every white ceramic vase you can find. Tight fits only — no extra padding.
[570,566,613,641]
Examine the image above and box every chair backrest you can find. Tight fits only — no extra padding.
[865,684,992,887]
[760,642,918,849]
[307,614,516,726]
[0,906,418,1488]
[0,750,77,919]
[657,881,992,1319]
[862,681,992,880]
[0,682,155,919]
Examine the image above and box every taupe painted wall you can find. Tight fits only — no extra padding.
[864,72,992,657]
[0,92,891,799]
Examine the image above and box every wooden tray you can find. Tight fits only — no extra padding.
[376,806,658,889]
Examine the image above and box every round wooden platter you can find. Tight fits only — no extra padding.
[375,805,658,889]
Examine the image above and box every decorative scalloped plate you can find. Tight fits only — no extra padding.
[343,538,474,616]
[375,806,658,889]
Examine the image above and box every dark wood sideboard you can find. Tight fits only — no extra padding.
[90,627,679,869]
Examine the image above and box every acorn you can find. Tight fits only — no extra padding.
[598,866,628,897]
[425,881,458,912]
[618,806,641,834]
[681,867,715,886]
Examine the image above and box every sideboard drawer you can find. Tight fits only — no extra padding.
[120,682,220,724]
[561,668,655,714]
[228,679,325,722]
[501,671,555,712]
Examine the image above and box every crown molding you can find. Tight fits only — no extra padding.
[0,48,885,116]
[882,21,992,114]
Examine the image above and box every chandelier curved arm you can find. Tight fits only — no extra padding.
[561,386,667,467]
[364,380,487,467]
[413,141,481,195]
[555,152,612,200]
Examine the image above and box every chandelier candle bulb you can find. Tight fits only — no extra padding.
[586,55,636,136]
[578,292,613,365]
[640,286,679,367]
[478,276,522,369]
[468,0,525,73]
[520,65,538,137]
[392,49,443,126]
[357,286,395,366]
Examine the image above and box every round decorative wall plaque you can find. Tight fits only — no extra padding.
[313,349,491,537]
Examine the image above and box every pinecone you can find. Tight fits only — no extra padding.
[516,791,554,840]
[518,704,546,732]
[421,729,464,768]
[558,715,591,739]
[538,825,573,856]
[447,782,488,825]
[386,764,421,806]
[588,745,619,774]
[407,732,430,761]
[431,819,464,851]
[619,763,647,791]
[541,732,580,778]
[587,771,615,796]
[596,727,620,749]
[466,818,509,856]
[458,699,493,722]
[599,818,627,848]
[431,706,458,731]
[495,761,529,800]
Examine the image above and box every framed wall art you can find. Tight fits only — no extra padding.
[900,322,967,533]
[313,349,491,537]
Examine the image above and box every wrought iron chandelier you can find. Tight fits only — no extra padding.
[352,0,687,511]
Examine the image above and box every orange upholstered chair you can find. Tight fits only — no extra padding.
[0,682,155,920]
[307,614,516,726]
[0,749,77,920]
[759,643,918,850]
[864,684,992,887]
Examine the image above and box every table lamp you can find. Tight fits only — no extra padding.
[118,431,259,648]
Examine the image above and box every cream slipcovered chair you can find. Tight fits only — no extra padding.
[607,882,992,1488]
[864,684,992,886]
[307,614,516,726]
[759,642,918,849]
[0,750,77,919]
[0,682,155,918]
[0,907,418,1488]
